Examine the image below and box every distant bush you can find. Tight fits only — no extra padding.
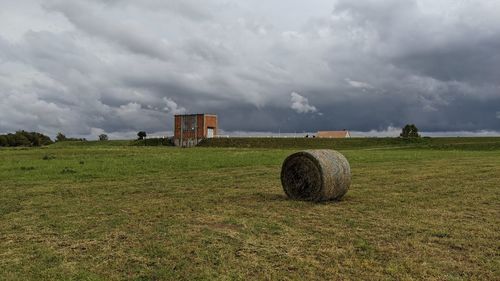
[0,135,7,146]
[99,134,109,141]
[137,131,147,140]
[132,137,174,146]
[0,131,53,147]
[56,132,67,142]
[56,132,86,142]
[400,124,420,138]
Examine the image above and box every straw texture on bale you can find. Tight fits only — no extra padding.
[280,150,351,202]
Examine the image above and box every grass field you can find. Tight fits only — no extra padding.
[1,139,499,280]
[199,136,500,150]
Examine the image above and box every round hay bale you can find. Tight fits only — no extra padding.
[280,149,351,202]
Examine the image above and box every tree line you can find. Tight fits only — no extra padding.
[0,131,109,147]
[1,125,420,148]
[0,131,53,147]
[55,132,87,142]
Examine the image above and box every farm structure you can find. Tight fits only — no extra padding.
[174,114,217,147]
[317,130,351,138]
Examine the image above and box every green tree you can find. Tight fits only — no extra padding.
[6,134,16,146]
[56,132,67,142]
[0,135,7,147]
[0,131,52,147]
[99,134,108,141]
[18,131,38,146]
[14,132,31,146]
[400,124,420,138]
[38,133,53,145]
[31,134,41,146]
[137,131,147,140]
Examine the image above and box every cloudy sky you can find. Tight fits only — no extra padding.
[1,0,499,138]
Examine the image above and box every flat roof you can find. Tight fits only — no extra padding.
[174,113,217,117]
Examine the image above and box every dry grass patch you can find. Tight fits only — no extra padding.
[0,143,499,280]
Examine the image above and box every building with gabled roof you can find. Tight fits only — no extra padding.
[316,130,351,138]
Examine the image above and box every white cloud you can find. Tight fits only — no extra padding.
[345,78,375,90]
[497,112,500,119]
[290,92,317,114]
[0,91,84,135]
[351,126,401,137]
[163,97,186,115]
[422,130,500,137]
[352,127,500,137]
[116,102,141,115]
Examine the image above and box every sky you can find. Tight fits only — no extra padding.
[0,0,499,139]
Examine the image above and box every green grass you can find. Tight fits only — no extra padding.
[200,136,500,150]
[0,139,499,280]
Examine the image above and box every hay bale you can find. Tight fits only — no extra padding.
[280,149,351,202]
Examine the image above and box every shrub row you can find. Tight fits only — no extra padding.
[0,131,53,147]
[131,138,175,146]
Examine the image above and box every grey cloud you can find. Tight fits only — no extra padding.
[393,39,500,84]
[95,0,214,22]
[0,0,499,139]
[44,1,172,60]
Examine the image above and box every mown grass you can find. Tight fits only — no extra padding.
[200,136,500,151]
[0,139,499,280]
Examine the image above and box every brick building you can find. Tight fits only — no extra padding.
[174,114,217,147]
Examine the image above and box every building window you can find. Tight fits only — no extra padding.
[183,116,196,132]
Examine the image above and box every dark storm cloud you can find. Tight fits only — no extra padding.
[0,0,499,139]
[394,39,500,83]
